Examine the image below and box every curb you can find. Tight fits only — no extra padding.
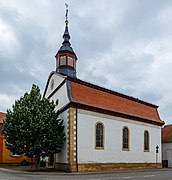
[0,168,68,175]
[0,167,171,176]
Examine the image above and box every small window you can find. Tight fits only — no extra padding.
[60,56,66,65]
[144,130,149,151]
[55,99,59,106]
[68,57,73,67]
[95,122,104,149]
[50,79,54,90]
[10,151,22,157]
[122,126,129,150]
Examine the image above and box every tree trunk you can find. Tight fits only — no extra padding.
[34,155,40,171]
[31,156,33,171]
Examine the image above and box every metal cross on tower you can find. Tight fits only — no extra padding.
[65,3,69,22]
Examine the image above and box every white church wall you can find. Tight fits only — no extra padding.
[44,73,70,164]
[52,83,70,111]
[45,73,65,98]
[55,109,69,163]
[77,109,162,164]
[45,75,70,110]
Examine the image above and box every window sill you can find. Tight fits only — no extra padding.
[122,148,130,151]
[95,147,104,150]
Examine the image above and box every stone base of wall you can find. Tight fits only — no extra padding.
[78,163,162,172]
[54,163,77,172]
[55,162,162,172]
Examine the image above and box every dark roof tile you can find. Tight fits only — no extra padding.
[162,124,172,143]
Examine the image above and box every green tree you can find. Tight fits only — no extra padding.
[2,84,65,170]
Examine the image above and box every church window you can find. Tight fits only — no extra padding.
[122,126,129,150]
[68,57,73,67]
[50,79,54,90]
[95,122,104,149]
[55,99,59,106]
[144,130,149,151]
[60,56,66,65]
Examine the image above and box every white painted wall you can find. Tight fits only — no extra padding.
[45,73,70,164]
[44,73,70,110]
[55,109,69,163]
[52,84,70,111]
[162,143,172,167]
[162,143,172,160]
[45,73,65,98]
[77,109,162,164]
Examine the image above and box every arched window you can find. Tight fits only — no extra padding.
[144,130,149,151]
[95,122,104,149]
[122,126,129,150]
[50,79,54,90]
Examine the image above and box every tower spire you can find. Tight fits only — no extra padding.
[55,4,78,78]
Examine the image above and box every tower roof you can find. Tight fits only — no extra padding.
[55,4,78,78]
[58,23,75,53]
[57,4,77,57]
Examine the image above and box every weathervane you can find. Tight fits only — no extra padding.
[65,3,69,26]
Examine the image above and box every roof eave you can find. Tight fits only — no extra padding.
[59,102,164,127]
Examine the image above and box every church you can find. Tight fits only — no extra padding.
[43,8,164,172]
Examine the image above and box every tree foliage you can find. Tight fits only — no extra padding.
[3,84,65,159]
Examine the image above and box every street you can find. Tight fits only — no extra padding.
[0,169,172,180]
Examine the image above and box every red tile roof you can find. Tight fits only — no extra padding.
[162,124,172,143]
[69,78,163,125]
[0,112,6,124]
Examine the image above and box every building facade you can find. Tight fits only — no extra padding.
[162,124,172,167]
[44,11,164,172]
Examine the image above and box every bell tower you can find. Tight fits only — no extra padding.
[55,4,77,78]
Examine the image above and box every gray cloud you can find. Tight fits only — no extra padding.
[0,0,172,124]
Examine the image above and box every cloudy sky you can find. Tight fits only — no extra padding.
[0,0,172,124]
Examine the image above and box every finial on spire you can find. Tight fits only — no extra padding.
[65,3,69,26]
